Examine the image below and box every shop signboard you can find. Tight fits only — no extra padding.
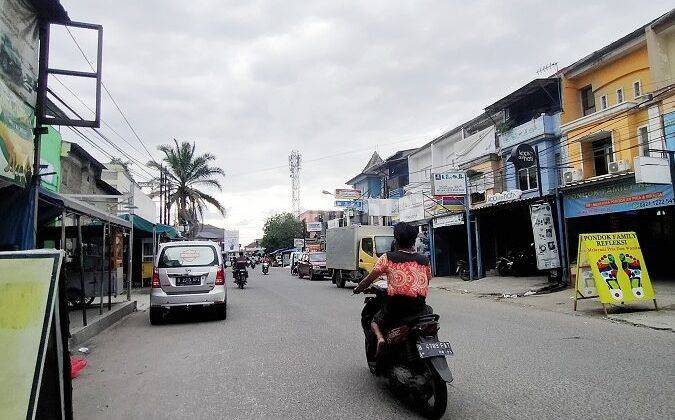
[575,232,656,307]
[223,230,240,252]
[388,187,404,199]
[486,189,523,205]
[563,180,675,218]
[432,195,465,213]
[334,199,364,211]
[433,213,464,228]
[366,198,395,216]
[0,1,39,183]
[39,126,62,192]
[0,250,64,420]
[335,188,361,200]
[306,221,323,232]
[293,238,304,249]
[508,143,536,169]
[664,111,675,151]
[432,171,466,196]
[529,203,560,269]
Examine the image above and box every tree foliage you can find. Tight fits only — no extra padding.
[148,139,225,238]
[260,213,303,252]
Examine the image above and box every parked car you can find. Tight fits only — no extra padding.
[298,251,329,280]
[150,241,227,324]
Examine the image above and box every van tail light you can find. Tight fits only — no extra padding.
[151,268,160,288]
[215,266,225,285]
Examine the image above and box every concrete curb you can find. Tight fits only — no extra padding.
[69,300,137,347]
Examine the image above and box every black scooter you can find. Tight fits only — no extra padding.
[360,281,453,419]
[233,268,248,289]
[262,262,269,275]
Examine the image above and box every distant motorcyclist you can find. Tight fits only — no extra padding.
[354,222,433,355]
[234,251,248,270]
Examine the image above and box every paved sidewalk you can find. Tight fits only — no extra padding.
[431,276,674,331]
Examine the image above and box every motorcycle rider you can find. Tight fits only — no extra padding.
[354,222,433,356]
[234,251,248,278]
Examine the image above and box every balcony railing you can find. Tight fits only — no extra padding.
[499,113,560,149]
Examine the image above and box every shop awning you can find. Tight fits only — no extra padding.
[39,188,132,228]
[120,214,179,238]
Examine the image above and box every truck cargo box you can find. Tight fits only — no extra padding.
[326,225,393,271]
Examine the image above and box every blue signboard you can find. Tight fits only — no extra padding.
[389,188,404,199]
[334,200,364,211]
[664,111,675,151]
[563,179,674,218]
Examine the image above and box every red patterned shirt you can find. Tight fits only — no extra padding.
[372,251,432,298]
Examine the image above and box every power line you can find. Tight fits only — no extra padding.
[65,26,155,160]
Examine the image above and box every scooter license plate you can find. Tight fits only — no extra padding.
[417,341,453,358]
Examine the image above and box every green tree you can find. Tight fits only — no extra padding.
[148,139,225,237]
[260,213,303,252]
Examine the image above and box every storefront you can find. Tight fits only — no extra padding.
[563,177,675,280]
[431,213,467,276]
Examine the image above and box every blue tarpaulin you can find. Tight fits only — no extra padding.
[0,183,36,250]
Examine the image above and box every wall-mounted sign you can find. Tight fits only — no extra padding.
[433,213,464,228]
[563,179,675,218]
[486,189,523,205]
[432,171,466,195]
[335,189,361,200]
[432,195,465,214]
[509,143,536,169]
[293,238,305,249]
[529,203,560,269]
[334,200,364,211]
[306,221,323,232]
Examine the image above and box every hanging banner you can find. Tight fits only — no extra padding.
[529,203,560,269]
[334,199,364,211]
[0,250,64,420]
[575,232,655,305]
[366,198,395,217]
[222,230,240,252]
[431,171,466,196]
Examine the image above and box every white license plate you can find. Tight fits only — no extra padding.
[417,341,453,358]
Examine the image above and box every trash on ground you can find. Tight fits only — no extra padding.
[71,357,87,379]
[78,347,89,354]
[523,291,536,296]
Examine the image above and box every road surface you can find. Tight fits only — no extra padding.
[73,267,675,419]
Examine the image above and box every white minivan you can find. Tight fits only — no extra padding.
[150,241,227,324]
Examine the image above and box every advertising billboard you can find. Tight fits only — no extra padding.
[222,230,240,252]
[0,0,40,183]
[335,188,361,200]
[431,171,466,196]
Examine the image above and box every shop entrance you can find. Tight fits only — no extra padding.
[476,202,535,273]
[432,225,468,276]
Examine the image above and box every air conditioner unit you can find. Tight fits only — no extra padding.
[608,159,630,174]
[563,169,582,185]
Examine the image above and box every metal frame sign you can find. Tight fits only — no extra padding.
[432,171,466,196]
[574,232,657,312]
[0,250,64,420]
[529,203,560,269]
[306,221,323,232]
[335,189,361,200]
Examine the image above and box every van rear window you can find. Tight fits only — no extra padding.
[159,246,218,268]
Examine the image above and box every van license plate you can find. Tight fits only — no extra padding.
[176,276,201,286]
[417,341,453,358]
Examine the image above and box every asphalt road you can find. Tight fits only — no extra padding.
[74,267,675,419]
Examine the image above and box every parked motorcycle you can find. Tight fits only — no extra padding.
[455,259,470,281]
[359,280,453,419]
[496,243,537,277]
[233,268,248,289]
[262,262,269,275]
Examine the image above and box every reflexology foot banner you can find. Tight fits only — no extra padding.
[576,232,654,304]
[0,250,63,420]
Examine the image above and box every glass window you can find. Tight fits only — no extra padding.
[517,167,538,190]
[361,237,374,257]
[616,88,624,104]
[638,126,649,156]
[600,95,608,110]
[581,85,595,116]
[591,137,613,176]
[158,245,218,268]
[375,236,395,256]
[633,81,641,98]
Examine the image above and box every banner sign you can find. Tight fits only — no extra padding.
[575,232,655,304]
[432,171,466,195]
[486,189,523,205]
[563,179,675,218]
[529,203,560,269]
[433,213,464,228]
[432,195,465,213]
[306,221,323,232]
[293,238,304,249]
[223,230,240,252]
[335,188,361,200]
[388,187,404,199]
[509,143,536,169]
[0,1,39,183]
[366,199,395,217]
[0,250,64,420]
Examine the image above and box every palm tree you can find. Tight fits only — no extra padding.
[148,139,226,236]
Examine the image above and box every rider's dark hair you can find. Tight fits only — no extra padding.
[393,222,418,249]
[239,251,244,256]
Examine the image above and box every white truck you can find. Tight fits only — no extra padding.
[326,225,394,288]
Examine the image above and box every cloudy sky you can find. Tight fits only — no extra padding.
[53,0,672,244]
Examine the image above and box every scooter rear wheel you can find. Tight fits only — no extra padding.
[421,367,447,419]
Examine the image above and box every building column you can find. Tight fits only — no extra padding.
[474,214,483,278]
[429,220,437,276]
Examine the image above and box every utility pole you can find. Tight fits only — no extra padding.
[159,166,164,224]
[289,150,302,217]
